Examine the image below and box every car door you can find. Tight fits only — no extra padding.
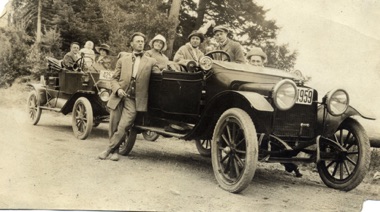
[157,71,203,115]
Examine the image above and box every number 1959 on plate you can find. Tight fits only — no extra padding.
[296,87,313,105]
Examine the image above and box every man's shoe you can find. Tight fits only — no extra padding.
[110,153,119,161]
[98,148,112,160]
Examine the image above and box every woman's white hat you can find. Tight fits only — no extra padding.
[149,34,167,51]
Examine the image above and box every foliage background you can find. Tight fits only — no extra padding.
[0,0,298,87]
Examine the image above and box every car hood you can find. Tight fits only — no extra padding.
[209,61,303,96]
[212,61,301,80]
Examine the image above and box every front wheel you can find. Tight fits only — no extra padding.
[72,97,93,140]
[119,128,138,156]
[27,90,42,125]
[211,108,258,193]
[317,118,370,191]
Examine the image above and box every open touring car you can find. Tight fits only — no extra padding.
[116,50,375,193]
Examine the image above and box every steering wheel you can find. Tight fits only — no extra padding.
[73,56,94,72]
[205,50,231,62]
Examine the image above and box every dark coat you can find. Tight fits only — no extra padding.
[216,39,245,64]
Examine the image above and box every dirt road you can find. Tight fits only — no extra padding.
[0,106,379,211]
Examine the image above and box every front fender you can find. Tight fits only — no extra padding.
[27,83,47,105]
[184,90,273,140]
[317,105,376,137]
[234,91,274,112]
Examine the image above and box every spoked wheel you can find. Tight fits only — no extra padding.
[119,128,138,156]
[27,90,42,125]
[205,50,231,62]
[317,118,370,191]
[211,108,258,193]
[72,97,93,140]
[195,139,211,157]
[142,130,159,141]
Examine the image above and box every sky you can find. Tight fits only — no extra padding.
[0,0,8,13]
[254,0,380,131]
[255,1,380,109]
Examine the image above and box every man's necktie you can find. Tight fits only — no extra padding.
[134,52,143,57]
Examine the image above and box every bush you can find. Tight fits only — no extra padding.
[0,28,33,87]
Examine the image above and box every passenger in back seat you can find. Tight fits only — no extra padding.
[173,30,205,68]
[145,34,169,71]
[62,42,80,71]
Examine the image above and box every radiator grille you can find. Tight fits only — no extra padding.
[272,90,318,138]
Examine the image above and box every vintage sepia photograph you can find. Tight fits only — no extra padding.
[0,0,379,211]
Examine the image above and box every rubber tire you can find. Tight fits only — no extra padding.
[195,139,211,157]
[317,118,370,191]
[142,130,159,141]
[211,108,258,193]
[27,90,42,125]
[72,97,94,140]
[119,128,138,156]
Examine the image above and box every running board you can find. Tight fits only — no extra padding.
[135,126,186,138]
[39,106,61,112]
[261,157,314,163]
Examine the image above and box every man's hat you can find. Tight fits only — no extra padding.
[247,47,267,61]
[213,25,229,34]
[149,34,167,51]
[188,30,205,43]
[95,43,112,54]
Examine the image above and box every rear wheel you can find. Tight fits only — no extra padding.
[195,139,211,157]
[142,130,159,141]
[72,97,93,140]
[211,108,258,193]
[317,118,370,191]
[119,128,138,156]
[27,90,42,125]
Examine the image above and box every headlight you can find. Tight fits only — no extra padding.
[325,89,349,116]
[199,56,213,70]
[99,89,110,102]
[272,79,298,110]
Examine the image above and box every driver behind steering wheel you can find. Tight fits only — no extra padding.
[62,42,81,71]
[173,30,205,72]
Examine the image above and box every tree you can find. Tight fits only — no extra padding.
[177,0,297,70]
[262,42,298,72]
[99,0,176,55]
[0,28,33,87]
[167,0,182,57]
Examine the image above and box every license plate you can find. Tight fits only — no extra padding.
[99,70,113,80]
[296,87,313,105]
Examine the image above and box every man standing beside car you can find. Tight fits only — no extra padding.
[213,25,245,64]
[62,42,81,70]
[98,32,159,161]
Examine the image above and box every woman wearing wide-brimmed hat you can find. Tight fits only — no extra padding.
[173,30,205,67]
[95,43,113,70]
[145,34,169,70]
